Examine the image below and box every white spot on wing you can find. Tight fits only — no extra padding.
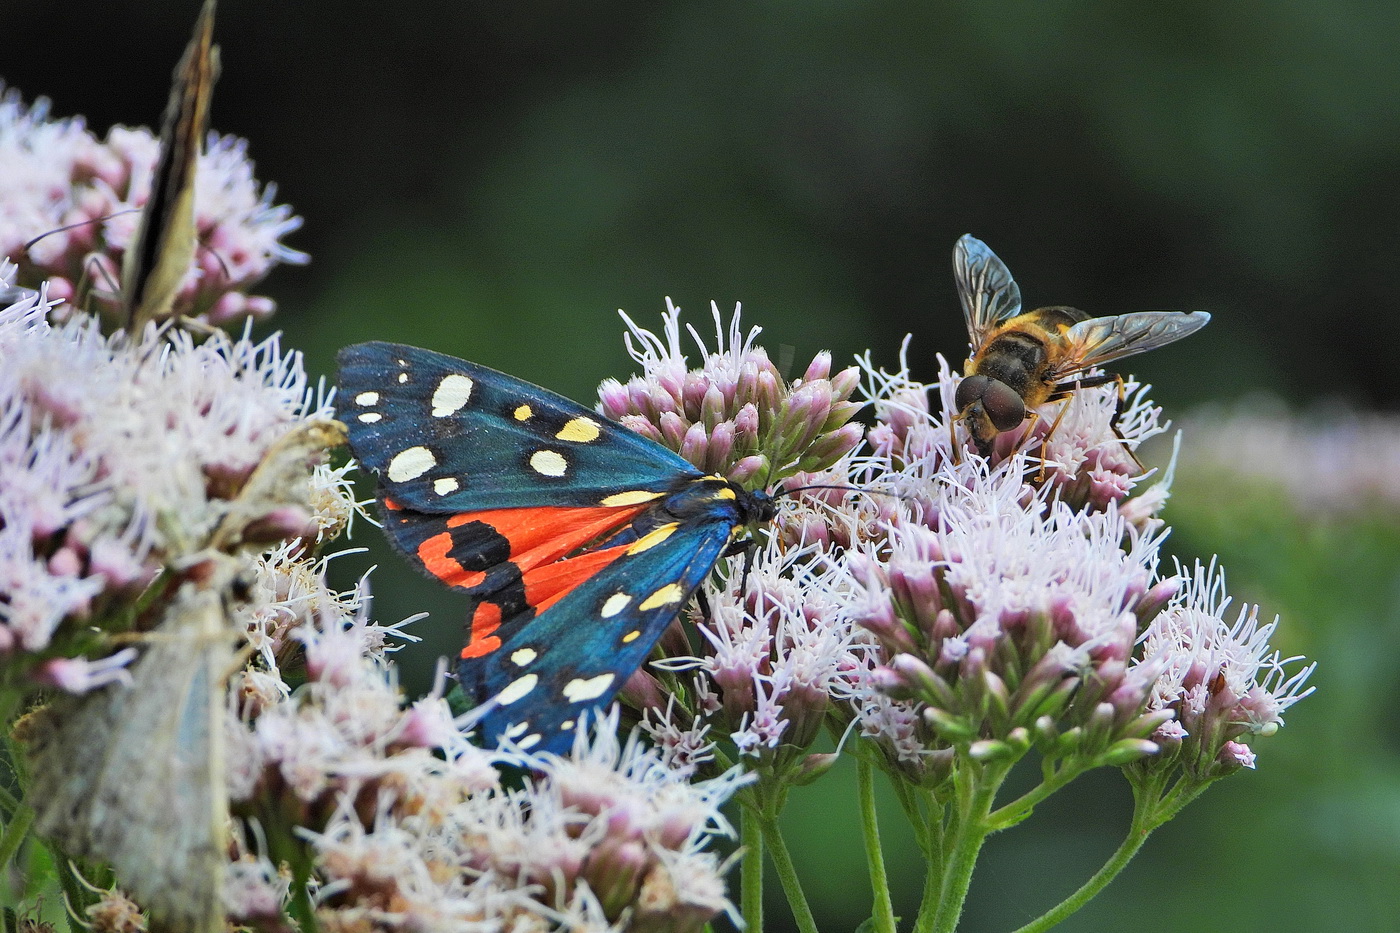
[510,647,538,667]
[433,477,460,496]
[354,391,379,406]
[431,373,475,417]
[600,593,631,618]
[495,674,538,706]
[387,446,435,482]
[563,673,615,703]
[530,449,568,477]
[357,412,382,424]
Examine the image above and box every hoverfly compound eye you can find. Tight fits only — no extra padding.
[982,380,1025,431]
[955,374,988,412]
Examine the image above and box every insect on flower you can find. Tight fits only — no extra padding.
[952,234,1210,456]
[336,342,777,755]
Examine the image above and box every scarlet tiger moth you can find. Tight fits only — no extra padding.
[336,342,774,755]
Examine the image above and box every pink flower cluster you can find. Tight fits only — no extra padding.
[600,308,1312,794]
[0,84,304,326]
[597,300,864,486]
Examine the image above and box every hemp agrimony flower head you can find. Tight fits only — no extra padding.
[845,461,1179,780]
[0,275,343,679]
[865,347,1170,517]
[597,300,864,486]
[0,84,305,326]
[1136,559,1315,779]
[241,696,746,932]
[641,537,866,779]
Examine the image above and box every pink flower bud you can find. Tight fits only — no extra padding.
[800,351,832,384]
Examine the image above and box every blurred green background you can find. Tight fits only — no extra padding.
[7,2,1400,930]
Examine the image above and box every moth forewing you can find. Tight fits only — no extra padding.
[123,0,219,332]
[21,569,233,933]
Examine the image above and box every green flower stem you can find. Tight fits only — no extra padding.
[53,850,101,920]
[920,762,1009,933]
[857,756,897,933]
[741,804,764,933]
[760,814,819,933]
[915,825,943,933]
[1007,771,1217,933]
[890,775,931,855]
[0,803,32,872]
[986,762,1086,832]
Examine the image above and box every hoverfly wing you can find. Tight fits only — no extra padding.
[123,0,219,332]
[953,234,1023,350]
[1052,310,1211,378]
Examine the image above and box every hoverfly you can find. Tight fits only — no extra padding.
[952,234,1210,456]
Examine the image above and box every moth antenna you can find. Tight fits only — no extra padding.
[20,208,142,255]
[775,482,911,504]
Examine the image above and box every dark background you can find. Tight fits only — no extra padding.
[7,3,1399,931]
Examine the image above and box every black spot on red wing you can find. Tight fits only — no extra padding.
[445,520,513,571]
[381,502,512,573]
[472,563,532,620]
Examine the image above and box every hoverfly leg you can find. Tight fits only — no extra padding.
[1108,375,1146,474]
[1035,400,1076,483]
[1006,409,1041,463]
[1047,372,1117,401]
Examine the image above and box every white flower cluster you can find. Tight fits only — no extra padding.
[0,271,342,671]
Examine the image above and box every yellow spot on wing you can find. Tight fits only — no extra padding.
[514,404,533,421]
[621,630,641,644]
[639,583,685,610]
[601,489,663,507]
[556,417,602,443]
[626,523,678,554]
[562,673,615,703]
[387,446,435,482]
